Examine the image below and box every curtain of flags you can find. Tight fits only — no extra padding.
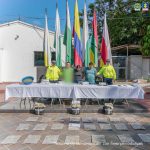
[43,0,112,67]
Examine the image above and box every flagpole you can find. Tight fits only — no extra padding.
[66,0,67,17]
[66,0,68,61]
[66,0,67,19]
[56,0,58,8]
[45,8,47,16]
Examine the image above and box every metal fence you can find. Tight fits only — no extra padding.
[112,56,127,81]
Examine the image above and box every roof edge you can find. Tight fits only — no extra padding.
[0,20,55,35]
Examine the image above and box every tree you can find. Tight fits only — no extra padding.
[80,0,150,56]
[141,25,150,56]
[80,0,106,41]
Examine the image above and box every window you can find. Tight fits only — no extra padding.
[34,51,56,66]
[51,52,56,61]
[34,51,44,66]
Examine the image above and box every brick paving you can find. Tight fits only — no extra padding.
[0,113,149,150]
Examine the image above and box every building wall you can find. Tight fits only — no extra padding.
[0,22,66,82]
[128,55,142,80]
[0,49,3,81]
[142,57,150,79]
[129,55,150,80]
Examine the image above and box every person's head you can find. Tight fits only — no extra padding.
[89,62,94,69]
[106,59,110,65]
[51,60,56,66]
[76,65,81,71]
[66,62,71,68]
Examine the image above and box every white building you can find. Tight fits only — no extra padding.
[0,20,66,82]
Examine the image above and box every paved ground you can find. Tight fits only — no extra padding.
[0,113,150,150]
[0,83,150,150]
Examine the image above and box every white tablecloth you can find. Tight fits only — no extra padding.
[5,83,144,101]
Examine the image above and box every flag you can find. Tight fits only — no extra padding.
[73,0,82,66]
[100,13,112,67]
[54,3,62,67]
[90,10,98,67]
[82,0,90,67]
[43,10,51,67]
[63,0,72,64]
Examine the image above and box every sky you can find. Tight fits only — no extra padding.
[0,0,94,32]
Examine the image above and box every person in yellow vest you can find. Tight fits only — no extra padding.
[97,59,116,85]
[46,60,61,82]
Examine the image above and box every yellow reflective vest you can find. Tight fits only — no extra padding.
[97,65,116,80]
[46,66,61,81]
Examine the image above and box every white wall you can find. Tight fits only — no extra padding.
[0,21,66,82]
[0,49,3,81]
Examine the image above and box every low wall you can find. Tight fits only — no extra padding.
[129,55,150,80]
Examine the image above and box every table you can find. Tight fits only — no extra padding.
[5,83,144,100]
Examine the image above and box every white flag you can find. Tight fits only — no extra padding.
[82,1,90,67]
[44,12,51,66]
[54,3,62,67]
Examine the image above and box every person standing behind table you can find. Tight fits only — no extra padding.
[84,62,97,84]
[97,59,116,85]
[74,65,83,83]
[62,62,74,83]
[45,60,61,82]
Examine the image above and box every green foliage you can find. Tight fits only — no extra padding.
[141,25,150,56]
[80,0,150,56]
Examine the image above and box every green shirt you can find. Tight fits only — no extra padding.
[63,68,74,83]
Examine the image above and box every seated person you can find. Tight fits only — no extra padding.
[84,62,97,84]
[74,65,83,83]
[45,60,61,82]
[62,62,74,83]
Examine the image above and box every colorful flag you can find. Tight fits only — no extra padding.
[43,10,51,67]
[90,10,98,67]
[73,0,82,66]
[54,3,62,67]
[100,13,112,67]
[82,0,90,67]
[63,0,72,64]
